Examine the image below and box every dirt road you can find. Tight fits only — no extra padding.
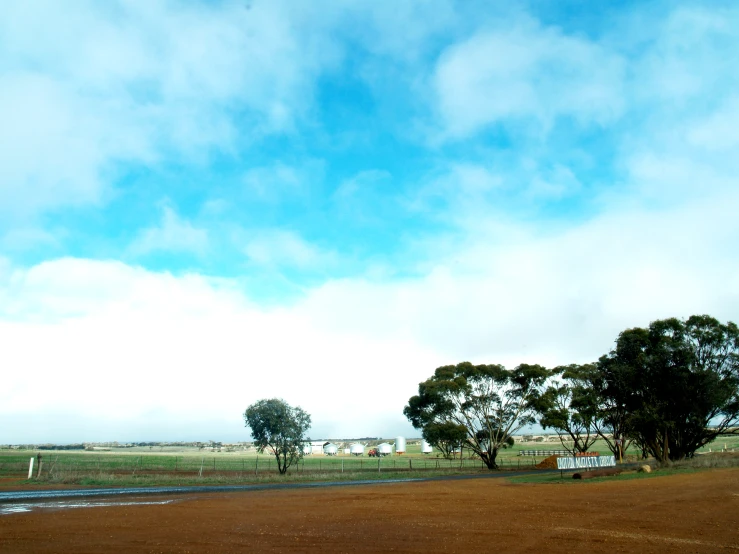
[1,469,737,553]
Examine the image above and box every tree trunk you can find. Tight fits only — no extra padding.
[662,431,669,463]
[481,447,499,470]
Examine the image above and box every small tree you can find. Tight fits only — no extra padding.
[243,398,311,474]
[404,362,551,469]
[421,421,468,459]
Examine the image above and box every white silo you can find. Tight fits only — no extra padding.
[349,443,364,456]
[302,444,312,455]
[421,439,432,454]
[377,443,392,456]
[323,443,338,456]
[395,436,406,454]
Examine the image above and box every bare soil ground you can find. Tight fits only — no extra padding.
[1,469,738,553]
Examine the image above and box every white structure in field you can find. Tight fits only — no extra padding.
[349,443,364,456]
[323,442,338,456]
[377,443,392,455]
[395,436,406,454]
[421,439,432,454]
[303,441,325,455]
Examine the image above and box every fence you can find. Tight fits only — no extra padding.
[0,453,546,479]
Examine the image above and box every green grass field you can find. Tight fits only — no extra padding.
[2,435,737,486]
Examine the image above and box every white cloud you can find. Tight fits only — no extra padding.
[334,170,392,200]
[686,97,739,152]
[615,5,739,204]
[129,206,208,256]
[432,16,625,138]
[299,188,739,366]
[2,183,737,442]
[243,230,336,271]
[241,160,325,203]
[417,164,502,209]
[0,226,62,252]
[3,2,739,444]
[527,164,582,200]
[0,73,126,217]
[0,0,341,216]
[338,1,457,62]
[0,257,435,442]
[633,7,739,106]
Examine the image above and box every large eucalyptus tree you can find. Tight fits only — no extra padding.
[404,362,551,469]
[597,315,739,463]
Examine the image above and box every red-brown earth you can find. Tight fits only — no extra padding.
[1,469,737,553]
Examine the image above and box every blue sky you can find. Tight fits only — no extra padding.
[2,0,738,443]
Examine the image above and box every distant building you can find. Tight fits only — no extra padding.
[302,441,325,455]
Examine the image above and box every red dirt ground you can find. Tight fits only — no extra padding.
[1,469,738,553]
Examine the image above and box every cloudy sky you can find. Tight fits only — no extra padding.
[2,0,738,444]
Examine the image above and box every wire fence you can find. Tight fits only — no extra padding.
[0,454,544,478]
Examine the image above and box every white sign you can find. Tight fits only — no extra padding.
[556,456,616,470]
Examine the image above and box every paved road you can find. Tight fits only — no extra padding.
[0,470,547,503]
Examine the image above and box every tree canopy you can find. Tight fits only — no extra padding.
[537,364,600,455]
[404,315,737,470]
[418,421,468,459]
[404,362,550,469]
[596,315,739,462]
[243,398,311,474]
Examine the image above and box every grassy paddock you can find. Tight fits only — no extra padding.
[0,443,554,480]
[3,436,737,487]
[0,450,505,486]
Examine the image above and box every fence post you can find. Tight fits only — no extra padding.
[378,457,381,473]
[255,456,258,476]
[27,457,34,479]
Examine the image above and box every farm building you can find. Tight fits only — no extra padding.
[302,441,325,455]
[323,442,338,456]
[349,443,364,456]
